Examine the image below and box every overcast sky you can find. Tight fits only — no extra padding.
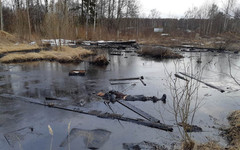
[139,0,238,18]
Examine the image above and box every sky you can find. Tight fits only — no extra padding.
[139,0,227,18]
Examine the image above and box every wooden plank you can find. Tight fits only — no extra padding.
[117,100,160,123]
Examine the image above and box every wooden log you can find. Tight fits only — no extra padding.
[175,74,189,81]
[140,78,147,86]
[117,100,160,123]
[97,112,173,132]
[109,76,144,81]
[179,72,225,93]
[110,82,132,85]
[0,94,173,132]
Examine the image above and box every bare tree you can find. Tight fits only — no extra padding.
[223,0,236,31]
[166,60,202,149]
[148,9,161,19]
[0,0,3,30]
[26,0,31,39]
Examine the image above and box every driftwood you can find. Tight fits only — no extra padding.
[179,72,225,93]
[0,94,173,132]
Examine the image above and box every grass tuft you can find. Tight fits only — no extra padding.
[225,110,240,149]
[0,46,93,63]
[138,46,183,59]
[90,55,109,66]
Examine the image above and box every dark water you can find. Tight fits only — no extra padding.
[0,49,240,149]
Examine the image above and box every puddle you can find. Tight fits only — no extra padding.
[0,49,240,149]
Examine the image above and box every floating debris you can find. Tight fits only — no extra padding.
[69,70,86,76]
[4,126,36,148]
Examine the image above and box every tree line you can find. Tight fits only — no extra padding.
[0,0,239,40]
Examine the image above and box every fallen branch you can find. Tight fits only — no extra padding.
[175,74,189,82]
[117,100,160,123]
[109,76,146,86]
[179,72,225,93]
[110,82,132,85]
[0,94,173,132]
[109,76,144,81]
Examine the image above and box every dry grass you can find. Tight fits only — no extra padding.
[195,141,223,150]
[0,46,93,63]
[225,110,240,149]
[0,30,40,54]
[0,30,17,43]
[0,43,40,54]
[138,46,183,59]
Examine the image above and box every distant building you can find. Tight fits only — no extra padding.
[154,28,163,33]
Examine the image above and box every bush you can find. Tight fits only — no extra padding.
[138,46,183,59]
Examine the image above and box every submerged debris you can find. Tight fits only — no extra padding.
[4,127,36,148]
[97,90,166,103]
[60,128,111,149]
[0,94,172,131]
[123,141,168,150]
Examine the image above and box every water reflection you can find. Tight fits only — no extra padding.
[0,50,240,149]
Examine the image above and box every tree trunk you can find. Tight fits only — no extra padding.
[45,0,48,13]
[26,0,31,40]
[0,0,3,30]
